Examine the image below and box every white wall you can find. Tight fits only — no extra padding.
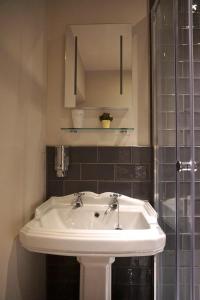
[0,0,47,299]
[47,0,150,146]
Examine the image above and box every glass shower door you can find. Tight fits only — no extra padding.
[152,0,197,299]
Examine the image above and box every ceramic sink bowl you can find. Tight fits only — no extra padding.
[20,192,166,257]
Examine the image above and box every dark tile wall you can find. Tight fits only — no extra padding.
[46,146,153,300]
[46,146,153,201]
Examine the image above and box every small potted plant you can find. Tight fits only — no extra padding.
[99,112,113,128]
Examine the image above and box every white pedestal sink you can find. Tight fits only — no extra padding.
[78,256,115,300]
[20,192,166,300]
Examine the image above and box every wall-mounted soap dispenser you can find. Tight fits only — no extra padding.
[55,145,69,177]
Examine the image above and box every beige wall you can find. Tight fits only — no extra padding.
[47,0,150,146]
[0,0,47,299]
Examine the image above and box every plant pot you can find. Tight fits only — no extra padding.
[101,120,111,128]
[71,109,85,128]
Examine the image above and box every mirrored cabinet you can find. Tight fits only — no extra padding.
[64,24,133,110]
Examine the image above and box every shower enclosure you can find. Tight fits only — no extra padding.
[151,0,200,299]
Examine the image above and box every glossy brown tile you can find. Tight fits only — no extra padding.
[98,181,132,197]
[82,164,114,180]
[98,147,131,163]
[132,182,153,201]
[47,163,80,181]
[132,147,152,163]
[70,147,97,163]
[116,165,150,181]
[63,180,98,195]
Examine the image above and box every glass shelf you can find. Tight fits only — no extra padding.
[61,127,134,133]
[75,106,129,111]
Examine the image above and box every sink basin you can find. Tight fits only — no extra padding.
[20,192,165,257]
[20,192,166,300]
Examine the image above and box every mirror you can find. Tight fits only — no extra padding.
[64,24,133,109]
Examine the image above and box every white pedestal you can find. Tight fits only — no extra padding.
[77,256,115,300]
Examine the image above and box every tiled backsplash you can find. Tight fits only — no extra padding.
[46,146,153,201]
[46,146,153,300]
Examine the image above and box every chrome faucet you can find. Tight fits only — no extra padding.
[72,192,84,208]
[104,193,121,214]
[105,194,121,215]
[105,193,122,230]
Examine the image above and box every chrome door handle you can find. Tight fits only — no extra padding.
[176,161,198,172]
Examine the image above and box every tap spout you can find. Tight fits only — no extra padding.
[72,192,84,208]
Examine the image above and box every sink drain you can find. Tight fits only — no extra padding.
[94,212,100,218]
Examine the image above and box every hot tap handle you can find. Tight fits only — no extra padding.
[74,192,85,197]
[110,193,121,199]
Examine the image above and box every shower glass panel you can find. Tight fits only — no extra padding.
[176,1,194,299]
[152,0,198,299]
[152,1,177,299]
